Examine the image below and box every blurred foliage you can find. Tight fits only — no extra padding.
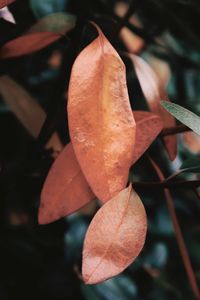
[0,0,200,299]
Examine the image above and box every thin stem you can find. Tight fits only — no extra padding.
[114,0,142,35]
[134,179,200,190]
[161,124,191,136]
[148,157,200,300]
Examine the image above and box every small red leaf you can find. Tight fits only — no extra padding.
[39,111,162,224]
[68,24,136,202]
[38,144,94,224]
[0,0,15,9]
[0,32,62,59]
[82,184,147,284]
[129,54,177,160]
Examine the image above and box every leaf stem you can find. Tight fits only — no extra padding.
[134,179,200,190]
[114,0,142,35]
[161,124,191,136]
[148,157,200,300]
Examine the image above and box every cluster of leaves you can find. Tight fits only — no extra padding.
[0,0,200,299]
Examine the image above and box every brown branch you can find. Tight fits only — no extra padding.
[148,157,200,300]
[161,124,191,136]
[114,0,142,35]
[133,179,200,190]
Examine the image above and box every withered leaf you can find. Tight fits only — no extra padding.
[0,75,45,138]
[183,132,200,154]
[0,75,62,153]
[133,111,163,165]
[0,0,15,9]
[128,54,177,161]
[115,2,145,54]
[82,184,147,284]
[0,31,62,59]
[68,24,136,202]
[38,144,94,224]
[39,111,162,224]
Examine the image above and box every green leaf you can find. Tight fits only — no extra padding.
[30,0,68,19]
[180,157,200,172]
[28,12,76,33]
[161,101,200,136]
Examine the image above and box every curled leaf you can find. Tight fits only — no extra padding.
[68,24,136,202]
[0,32,62,59]
[128,54,177,160]
[39,111,162,224]
[0,0,15,9]
[82,184,147,284]
[38,144,94,224]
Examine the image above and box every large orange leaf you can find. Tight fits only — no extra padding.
[68,24,136,202]
[0,0,15,9]
[82,184,147,284]
[38,144,94,224]
[0,32,62,59]
[38,111,162,224]
[128,54,177,161]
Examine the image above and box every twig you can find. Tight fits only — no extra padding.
[148,157,200,300]
[161,124,191,136]
[134,179,200,190]
[114,0,142,35]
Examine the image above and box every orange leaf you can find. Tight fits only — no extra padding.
[0,75,63,154]
[0,32,62,59]
[68,24,136,202]
[38,111,162,224]
[115,1,145,54]
[38,144,94,224]
[133,111,163,164]
[0,0,15,9]
[183,132,200,154]
[128,54,177,161]
[82,184,147,284]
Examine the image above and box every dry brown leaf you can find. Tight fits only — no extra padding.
[115,1,145,54]
[128,54,177,160]
[38,111,162,224]
[38,144,94,224]
[133,111,163,164]
[147,55,171,88]
[0,75,62,153]
[82,184,147,284]
[120,27,145,54]
[68,23,136,202]
[183,132,200,154]
[0,32,62,59]
[0,0,15,9]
